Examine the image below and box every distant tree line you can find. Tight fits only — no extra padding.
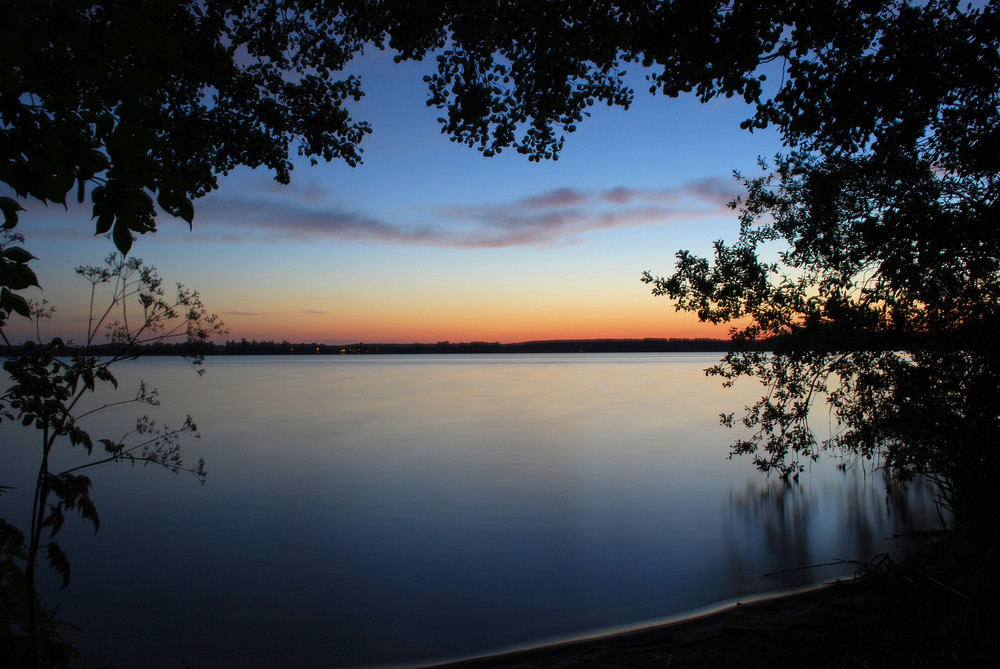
[0,340,222,358]
[8,333,970,358]
[10,334,965,358]
[221,338,740,355]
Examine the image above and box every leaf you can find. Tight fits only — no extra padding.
[0,288,31,318]
[0,263,40,290]
[77,493,100,532]
[0,518,26,552]
[99,438,122,453]
[68,425,94,454]
[157,191,195,227]
[112,221,134,255]
[95,114,114,139]
[81,148,110,176]
[0,196,23,229]
[41,173,74,205]
[45,542,72,590]
[44,504,66,537]
[95,366,118,388]
[46,472,99,533]
[94,213,114,235]
[2,246,36,263]
[177,196,195,227]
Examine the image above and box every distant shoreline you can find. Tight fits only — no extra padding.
[220,337,741,355]
[3,337,746,357]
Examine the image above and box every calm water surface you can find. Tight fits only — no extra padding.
[2,354,942,668]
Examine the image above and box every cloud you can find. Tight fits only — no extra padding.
[601,186,679,205]
[195,197,422,242]
[425,178,741,247]
[242,175,336,204]
[226,308,333,317]
[683,177,741,206]
[173,177,742,249]
[515,187,589,209]
[10,172,741,249]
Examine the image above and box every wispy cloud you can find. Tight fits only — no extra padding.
[25,177,741,248]
[244,175,336,204]
[515,187,590,210]
[682,177,740,206]
[424,178,741,247]
[226,308,333,317]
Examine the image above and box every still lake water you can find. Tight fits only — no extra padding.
[2,354,942,668]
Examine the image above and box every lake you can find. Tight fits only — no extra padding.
[1,353,943,668]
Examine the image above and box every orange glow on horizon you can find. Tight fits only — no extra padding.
[219,307,730,344]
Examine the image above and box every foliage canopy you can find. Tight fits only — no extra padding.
[2,0,999,593]
[1,0,377,257]
[3,0,997,501]
[6,1,997,253]
[640,1,1000,528]
[2,0,997,506]
[2,0,1000,664]
[0,238,225,666]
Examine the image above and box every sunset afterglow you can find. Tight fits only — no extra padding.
[4,53,781,345]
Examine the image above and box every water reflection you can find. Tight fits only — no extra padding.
[0,354,949,668]
[724,465,945,592]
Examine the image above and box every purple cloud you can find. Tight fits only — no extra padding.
[515,187,589,209]
[113,176,745,249]
[601,186,679,205]
[421,178,741,247]
[244,176,335,204]
[684,177,741,206]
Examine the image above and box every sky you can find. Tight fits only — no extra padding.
[7,50,784,345]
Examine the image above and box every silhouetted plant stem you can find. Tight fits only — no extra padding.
[2,251,224,667]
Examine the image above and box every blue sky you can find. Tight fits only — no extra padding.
[8,50,784,344]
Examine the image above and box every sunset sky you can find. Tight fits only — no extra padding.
[6,51,783,345]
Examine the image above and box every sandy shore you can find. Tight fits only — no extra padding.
[420,551,998,668]
[419,579,869,668]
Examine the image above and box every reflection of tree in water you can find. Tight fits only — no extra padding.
[881,472,945,533]
[723,466,945,591]
[725,477,818,588]
[838,469,883,562]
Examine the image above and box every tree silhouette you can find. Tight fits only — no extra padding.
[1,243,225,668]
[3,1,999,662]
[3,0,996,528]
[645,151,999,525]
[641,2,1000,533]
[1,1,379,258]
[7,1,993,260]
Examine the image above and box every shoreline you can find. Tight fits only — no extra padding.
[411,544,998,668]
[410,577,866,669]
[411,581,838,668]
